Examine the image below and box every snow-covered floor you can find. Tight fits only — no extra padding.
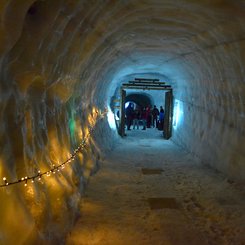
[67,128,245,245]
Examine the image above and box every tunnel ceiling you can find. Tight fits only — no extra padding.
[0,1,245,243]
[1,0,244,107]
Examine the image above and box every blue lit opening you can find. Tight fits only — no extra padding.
[107,107,117,130]
[173,99,183,129]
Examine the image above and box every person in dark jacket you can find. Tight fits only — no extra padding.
[125,102,134,130]
[146,105,152,128]
[158,106,164,130]
[152,105,159,128]
[141,107,147,130]
[133,108,140,129]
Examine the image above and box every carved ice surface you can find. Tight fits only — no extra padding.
[0,0,244,244]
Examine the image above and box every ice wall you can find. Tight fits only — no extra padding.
[0,0,244,244]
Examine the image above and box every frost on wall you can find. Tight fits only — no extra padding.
[0,0,245,244]
[0,1,104,244]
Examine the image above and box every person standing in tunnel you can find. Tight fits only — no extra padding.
[140,107,146,130]
[152,105,159,128]
[146,105,152,128]
[133,107,140,130]
[141,107,147,130]
[125,102,134,130]
[158,106,164,131]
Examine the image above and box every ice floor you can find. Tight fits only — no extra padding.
[67,128,245,245]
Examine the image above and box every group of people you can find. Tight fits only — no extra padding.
[125,103,164,131]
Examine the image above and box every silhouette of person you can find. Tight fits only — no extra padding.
[146,105,152,128]
[158,106,164,130]
[133,107,140,129]
[141,107,147,130]
[125,102,134,130]
[152,105,159,128]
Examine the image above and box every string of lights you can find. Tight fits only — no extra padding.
[0,109,107,188]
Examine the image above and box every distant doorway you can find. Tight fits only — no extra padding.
[118,78,173,140]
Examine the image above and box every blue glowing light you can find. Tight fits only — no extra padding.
[107,107,117,130]
[173,99,183,129]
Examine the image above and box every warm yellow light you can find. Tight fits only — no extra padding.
[78,128,84,140]
[0,110,105,188]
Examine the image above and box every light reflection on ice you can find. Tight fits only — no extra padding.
[173,99,183,129]
[107,108,117,130]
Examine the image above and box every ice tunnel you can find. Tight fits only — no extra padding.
[0,0,244,244]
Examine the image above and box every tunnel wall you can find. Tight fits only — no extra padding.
[172,37,245,183]
[0,1,116,244]
[0,0,244,244]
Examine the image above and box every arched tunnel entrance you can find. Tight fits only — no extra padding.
[125,93,152,109]
[116,78,173,139]
[0,1,245,244]
[111,92,153,132]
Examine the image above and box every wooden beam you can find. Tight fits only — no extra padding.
[134,78,160,81]
[128,81,166,85]
[123,83,171,88]
[122,85,172,91]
